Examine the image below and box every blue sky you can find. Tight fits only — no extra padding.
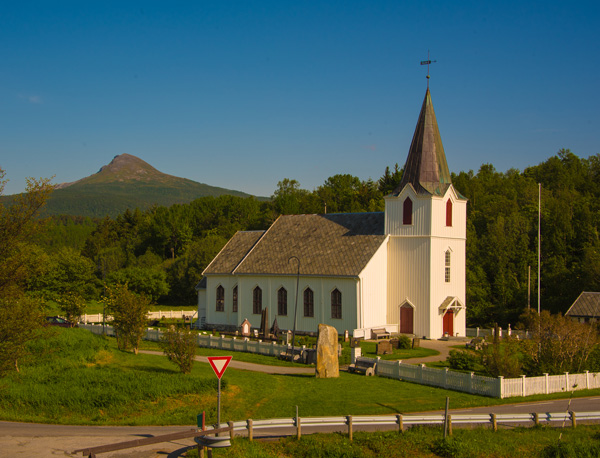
[2,1,598,197]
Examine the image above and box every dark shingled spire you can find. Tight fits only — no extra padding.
[393,89,452,196]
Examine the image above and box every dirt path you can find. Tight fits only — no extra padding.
[139,350,315,375]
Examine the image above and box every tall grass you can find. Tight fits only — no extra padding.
[0,328,218,424]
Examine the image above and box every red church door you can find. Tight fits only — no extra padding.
[443,310,454,336]
[400,305,414,334]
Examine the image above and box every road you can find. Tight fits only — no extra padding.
[2,396,600,457]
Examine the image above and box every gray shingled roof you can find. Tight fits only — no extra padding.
[203,230,265,275]
[204,212,387,278]
[565,292,600,318]
[393,88,451,197]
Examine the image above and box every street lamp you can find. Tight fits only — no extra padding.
[288,256,300,361]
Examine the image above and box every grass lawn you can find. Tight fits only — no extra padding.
[3,328,600,428]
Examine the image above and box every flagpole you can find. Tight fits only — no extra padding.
[538,183,541,315]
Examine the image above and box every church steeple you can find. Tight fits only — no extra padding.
[392,89,452,196]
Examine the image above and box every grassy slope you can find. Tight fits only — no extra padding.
[2,328,600,429]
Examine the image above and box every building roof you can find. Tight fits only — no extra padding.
[203,230,265,275]
[565,292,600,318]
[203,212,387,278]
[393,88,453,197]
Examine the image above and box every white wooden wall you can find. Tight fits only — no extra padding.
[204,274,360,334]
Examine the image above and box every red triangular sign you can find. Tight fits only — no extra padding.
[207,356,232,379]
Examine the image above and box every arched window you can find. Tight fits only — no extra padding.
[216,285,224,312]
[331,288,342,319]
[304,288,314,317]
[232,285,238,312]
[253,286,262,314]
[446,199,453,227]
[277,287,288,316]
[445,250,451,283]
[403,197,413,225]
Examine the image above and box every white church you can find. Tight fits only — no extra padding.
[197,88,467,339]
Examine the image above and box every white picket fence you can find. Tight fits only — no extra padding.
[81,310,196,323]
[81,324,300,359]
[466,327,531,340]
[358,356,600,398]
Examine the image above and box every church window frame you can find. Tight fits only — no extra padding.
[253,286,262,314]
[277,287,288,316]
[403,197,413,225]
[446,199,453,227]
[331,288,342,319]
[445,250,451,283]
[232,285,238,313]
[216,285,225,312]
[304,288,314,318]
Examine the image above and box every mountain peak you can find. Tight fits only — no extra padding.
[57,154,176,188]
[97,154,162,180]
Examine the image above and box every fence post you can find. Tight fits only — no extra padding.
[491,413,497,432]
[533,412,539,426]
[544,373,549,394]
[420,364,425,384]
[447,415,452,436]
[228,421,234,440]
[521,375,526,397]
[570,411,577,428]
[469,372,474,394]
[586,370,590,390]
[565,372,570,391]
[497,376,504,398]
[247,419,253,441]
[296,416,301,439]
[396,414,403,433]
[347,415,353,441]
[444,368,448,389]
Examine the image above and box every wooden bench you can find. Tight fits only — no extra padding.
[348,358,377,376]
[372,328,390,340]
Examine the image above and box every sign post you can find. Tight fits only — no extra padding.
[207,356,232,429]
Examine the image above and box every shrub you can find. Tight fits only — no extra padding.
[397,335,412,349]
[447,350,479,371]
[160,325,197,374]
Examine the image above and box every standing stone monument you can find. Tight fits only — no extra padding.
[316,324,339,378]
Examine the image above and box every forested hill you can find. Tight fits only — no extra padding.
[20,149,600,327]
[6,154,261,218]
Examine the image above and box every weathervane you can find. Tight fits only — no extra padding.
[420,50,437,88]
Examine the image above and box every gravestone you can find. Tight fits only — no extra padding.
[270,317,280,338]
[316,324,339,378]
[240,319,251,337]
[377,340,392,355]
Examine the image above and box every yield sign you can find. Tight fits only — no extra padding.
[207,356,232,379]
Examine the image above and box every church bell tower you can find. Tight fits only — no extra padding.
[384,88,467,339]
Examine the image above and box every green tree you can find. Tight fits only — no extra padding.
[102,284,151,354]
[272,179,309,215]
[107,266,169,302]
[159,325,197,374]
[0,170,53,374]
[55,291,87,325]
[520,310,598,375]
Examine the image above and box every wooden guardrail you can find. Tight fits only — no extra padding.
[73,425,232,457]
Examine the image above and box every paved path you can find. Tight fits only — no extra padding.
[4,396,600,457]
[403,338,468,364]
[139,350,315,374]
